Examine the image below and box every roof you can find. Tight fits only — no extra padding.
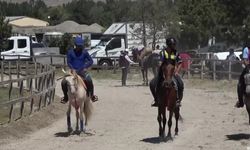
[11,20,104,34]
[4,16,25,22]
[5,16,49,27]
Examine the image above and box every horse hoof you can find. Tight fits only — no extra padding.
[175,132,178,136]
[68,127,73,133]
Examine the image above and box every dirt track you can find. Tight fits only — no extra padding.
[0,79,250,150]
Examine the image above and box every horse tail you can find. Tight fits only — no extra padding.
[83,98,93,125]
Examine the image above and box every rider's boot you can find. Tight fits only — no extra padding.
[176,89,183,107]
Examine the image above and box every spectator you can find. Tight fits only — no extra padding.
[119,49,135,86]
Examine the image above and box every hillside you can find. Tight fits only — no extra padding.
[0,0,105,6]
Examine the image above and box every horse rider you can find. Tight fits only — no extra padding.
[235,42,250,108]
[61,36,98,104]
[150,37,184,107]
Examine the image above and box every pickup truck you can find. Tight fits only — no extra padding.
[0,36,59,60]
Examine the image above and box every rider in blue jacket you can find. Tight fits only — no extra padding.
[61,36,98,103]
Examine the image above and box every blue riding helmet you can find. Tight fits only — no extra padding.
[74,36,84,46]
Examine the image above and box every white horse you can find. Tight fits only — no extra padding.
[63,70,93,133]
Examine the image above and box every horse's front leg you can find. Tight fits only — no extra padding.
[67,102,73,133]
[167,110,173,141]
[79,101,85,132]
[174,107,180,136]
[141,68,145,84]
[162,106,166,139]
[75,108,79,131]
[145,68,148,86]
[157,106,163,138]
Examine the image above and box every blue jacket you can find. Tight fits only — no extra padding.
[67,49,93,72]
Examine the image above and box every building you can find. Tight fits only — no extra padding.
[5,16,49,27]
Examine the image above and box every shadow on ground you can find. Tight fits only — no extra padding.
[226,133,250,141]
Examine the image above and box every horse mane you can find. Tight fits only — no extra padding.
[71,71,87,90]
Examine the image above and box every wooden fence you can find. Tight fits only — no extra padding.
[37,54,242,81]
[0,58,56,124]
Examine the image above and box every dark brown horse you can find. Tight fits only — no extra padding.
[157,62,180,140]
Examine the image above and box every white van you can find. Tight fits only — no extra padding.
[0,36,32,60]
[0,36,60,60]
[88,37,130,66]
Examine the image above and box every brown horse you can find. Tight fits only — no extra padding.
[132,47,159,85]
[157,62,180,140]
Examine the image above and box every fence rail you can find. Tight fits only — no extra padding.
[0,58,56,124]
[32,54,243,81]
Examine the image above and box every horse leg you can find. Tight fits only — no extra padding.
[152,67,157,78]
[75,108,79,131]
[141,68,145,84]
[67,103,73,133]
[174,107,180,136]
[167,110,173,140]
[145,68,148,86]
[157,106,163,138]
[162,107,167,139]
[245,100,250,125]
[80,102,85,132]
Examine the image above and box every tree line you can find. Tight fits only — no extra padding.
[1,0,250,50]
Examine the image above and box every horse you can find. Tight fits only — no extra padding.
[157,62,180,140]
[243,65,250,125]
[132,47,159,85]
[63,70,93,133]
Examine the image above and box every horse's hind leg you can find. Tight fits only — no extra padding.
[67,103,73,133]
[174,107,180,136]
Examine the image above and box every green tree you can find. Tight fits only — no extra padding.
[59,33,73,54]
[0,15,12,51]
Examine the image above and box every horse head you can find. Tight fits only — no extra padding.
[162,62,175,88]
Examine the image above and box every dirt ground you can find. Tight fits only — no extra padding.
[0,78,250,150]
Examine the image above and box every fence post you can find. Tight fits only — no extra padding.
[63,56,66,70]
[187,59,191,79]
[113,58,117,74]
[97,58,100,73]
[26,61,29,88]
[201,60,204,80]
[50,55,53,65]
[19,80,24,118]
[8,82,13,123]
[35,62,38,90]
[29,79,34,115]
[213,60,216,81]
[17,56,20,86]
[228,60,232,81]
[1,61,3,82]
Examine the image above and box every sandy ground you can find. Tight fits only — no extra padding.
[0,79,250,150]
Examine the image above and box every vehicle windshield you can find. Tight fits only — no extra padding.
[6,40,14,51]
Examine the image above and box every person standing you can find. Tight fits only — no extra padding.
[119,49,135,86]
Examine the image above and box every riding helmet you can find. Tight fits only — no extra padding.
[166,37,176,46]
[74,36,84,46]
